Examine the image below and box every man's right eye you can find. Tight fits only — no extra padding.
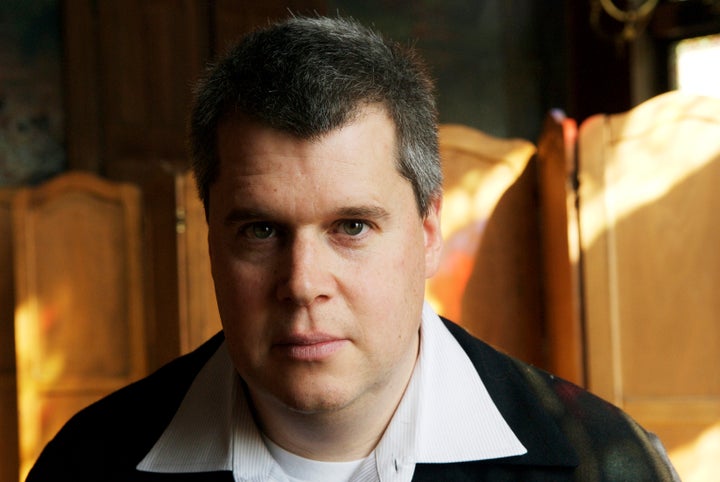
[242,223,276,240]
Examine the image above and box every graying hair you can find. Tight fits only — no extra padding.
[190,16,441,217]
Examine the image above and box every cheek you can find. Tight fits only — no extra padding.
[210,236,271,297]
[351,243,424,326]
[211,261,273,369]
[211,253,273,335]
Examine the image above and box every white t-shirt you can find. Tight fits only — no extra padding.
[263,435,371,482]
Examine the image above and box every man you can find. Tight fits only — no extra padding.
[28,16,678,481]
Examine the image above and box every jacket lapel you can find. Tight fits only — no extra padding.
[441,318,579,468]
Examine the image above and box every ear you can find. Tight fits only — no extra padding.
[423,195,443,279]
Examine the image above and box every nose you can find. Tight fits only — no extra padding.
[276,233,332,306]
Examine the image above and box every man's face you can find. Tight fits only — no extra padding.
[208,106,442,417]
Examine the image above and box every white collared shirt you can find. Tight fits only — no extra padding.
[137,303,526,481]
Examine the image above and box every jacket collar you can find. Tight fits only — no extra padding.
[442,318,579,468]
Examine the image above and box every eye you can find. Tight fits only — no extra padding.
[339,220,368,236]
[242,222,277,239]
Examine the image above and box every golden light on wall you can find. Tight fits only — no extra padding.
[426,124,535,322]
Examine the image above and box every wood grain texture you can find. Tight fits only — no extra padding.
[578,91,720,479]
[12,172,147,479]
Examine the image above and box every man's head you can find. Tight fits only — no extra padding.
[190,15,441,218]
[194,16,444,455]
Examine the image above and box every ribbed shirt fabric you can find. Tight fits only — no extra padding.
[136,303,526,481]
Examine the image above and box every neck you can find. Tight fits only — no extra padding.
[247,338,419,462]
[255,399,386,461]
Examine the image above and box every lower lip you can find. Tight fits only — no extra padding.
[276,339,348,361]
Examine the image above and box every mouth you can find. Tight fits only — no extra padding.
[272,334,349,362]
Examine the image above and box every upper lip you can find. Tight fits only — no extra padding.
[273,333,344,346]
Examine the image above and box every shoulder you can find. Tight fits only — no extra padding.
[443,316,626,426]
[440,318,679,481]
[26,332,226,481]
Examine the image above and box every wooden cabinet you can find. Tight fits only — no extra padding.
[578,91,720,479]
[5,166,222,480]
[12,172,147,479]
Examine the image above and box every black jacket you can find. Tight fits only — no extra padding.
[27,319,679,481]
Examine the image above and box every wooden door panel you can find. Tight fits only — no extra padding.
[578,91,720,479]
[13,172,147,478]
[535,110,584,385]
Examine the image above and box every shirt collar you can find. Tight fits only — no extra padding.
[136,340,236,473]
[415,302,526,462]
[137,303,525,478]
[372,303,526,481]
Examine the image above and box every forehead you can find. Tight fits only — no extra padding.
[211,106,415,218]
[215,106,398,177]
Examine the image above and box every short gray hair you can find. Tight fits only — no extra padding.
[190,16,441,217]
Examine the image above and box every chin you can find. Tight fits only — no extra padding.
[277,386,355,415]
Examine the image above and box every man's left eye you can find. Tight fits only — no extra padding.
[240,222,277,240]
[340,220,367,236]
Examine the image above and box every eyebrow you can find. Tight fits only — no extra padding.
[222,205,391,225]
[334,205,391,220]
[222,209,266,226]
